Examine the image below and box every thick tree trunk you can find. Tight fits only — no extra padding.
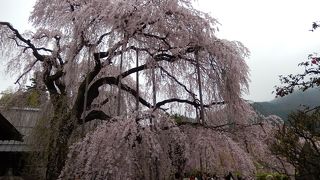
[46,95,74,180]
[46,123,71,180]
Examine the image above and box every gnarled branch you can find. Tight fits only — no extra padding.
[0,22,44,61]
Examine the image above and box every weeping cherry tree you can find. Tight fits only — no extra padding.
[0,0,250,179]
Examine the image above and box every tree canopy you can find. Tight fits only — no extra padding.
[0,0,250,119]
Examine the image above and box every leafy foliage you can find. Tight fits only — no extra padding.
[0,88,44,108]
[0,73,47,108]
[270,110,320,179]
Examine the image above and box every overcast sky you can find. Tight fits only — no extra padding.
[1,0,320,102]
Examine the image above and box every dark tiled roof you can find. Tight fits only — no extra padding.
[0,113,22,141]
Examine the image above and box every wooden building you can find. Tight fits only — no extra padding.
[0,107,40,178]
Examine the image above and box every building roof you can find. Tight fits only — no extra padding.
[0,107,40,152]
[0,113,23,141]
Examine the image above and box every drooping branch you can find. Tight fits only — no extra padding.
[14,60,39,84]
[158,66,196,98]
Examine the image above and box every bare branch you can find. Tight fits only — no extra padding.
[0,22,44,61]
[155,98,224,109]
[37,47,53,53]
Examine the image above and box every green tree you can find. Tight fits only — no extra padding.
[0,88,43,108]
[270,110,320,179]
[0,75,46,108]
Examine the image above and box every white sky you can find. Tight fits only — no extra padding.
[0,0,35,93]
[1,0,320,101]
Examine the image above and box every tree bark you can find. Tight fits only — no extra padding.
[136,50,139,112]
[195,51,205,124]
[46,95,74,180]
[152,60,156,108]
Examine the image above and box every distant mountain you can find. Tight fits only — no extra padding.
[252,88,320,120]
